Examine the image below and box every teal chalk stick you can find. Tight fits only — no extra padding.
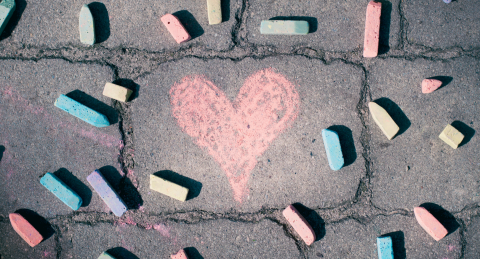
[55,94,110,127]
[79,4,95,45]
[377,236,394,259]
[0,0,15,36]
[40,172,83,210]
[322,129,344,171]
[98,252,116,259]
[260,20,309,35]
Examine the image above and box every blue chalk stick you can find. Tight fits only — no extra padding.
[322,129,345,171]
[40,172,83,210]
[87,170,127,217]
[377,236,394,259]
[54,94,110,127]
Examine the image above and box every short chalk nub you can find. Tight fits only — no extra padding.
[283,205,316,245]
[55,94,110,128]
[414,207,448,241]
[87,170,127,217]
[0,0,16,36]
[103,82,133,102]
[161,14,191,44]
[439,124,464,149]
[207,0,222,25]
[9,213,43,247]
[260,20,309,35]
[98,252,116,259]
[363,1,382,57]
[422,79,442,94]
[40,172,83,210]
[171,249,188,259]
[79,4,95,45]
[377,236,394,259]
[150,174,189,202]
[322,129,344,171]
[369,102,399,140]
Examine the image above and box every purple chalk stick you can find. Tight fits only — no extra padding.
[87,170,127,217]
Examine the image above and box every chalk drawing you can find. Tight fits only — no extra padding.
[170,68,300,202]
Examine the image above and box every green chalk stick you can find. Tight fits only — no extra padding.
[79,4,95,45]
[0,0,16,36]
[260,20,309,35]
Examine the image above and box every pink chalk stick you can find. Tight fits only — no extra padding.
[414,207,448,241]
[283,205,316,245]
[422,79,442,93]
[161,14,191,44]
[171,249,188,259]
[9,213,43,247]
[363,1,382,58]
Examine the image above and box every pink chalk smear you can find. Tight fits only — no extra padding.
[170,68,300,202]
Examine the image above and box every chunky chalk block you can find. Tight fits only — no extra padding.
[0,0,16,36]
[103,82,133,102]
[414,207,448,241]
[422,79,442,94]
[322,129,344,171]
[369,102,399,140]
[283,205,316,245]
[150,174,189,202]
[377,236,394,259]
[207,0,222,25]
[171,249,188,259]
[439,124,464,149]
[98,252,116,259]
[87,170,127,217]
[55,94,110,127]
[260,21,309,35]
[161,14,191,44]
[40,172,83,210]
[79,4,95,45]
[363,1,382,57]
[9,213,43,247]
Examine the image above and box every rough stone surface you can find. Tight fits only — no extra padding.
[0,222,57,259]
[465,217,480,258]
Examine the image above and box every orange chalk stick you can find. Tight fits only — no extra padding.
[9,213,43,247]
[283,205,316,245]
[414,207,448,241]
[161,14,191,44]
[171,249,188,259]
[363,1,382,58]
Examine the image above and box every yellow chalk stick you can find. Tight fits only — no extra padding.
[439,124,464,149]
[207,0,222,25]
[103,82,133,102]
[150,175,189,202]
[369,102,399,140]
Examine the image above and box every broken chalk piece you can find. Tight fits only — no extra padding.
[150,174,189,202]
[377,236,394,259]
[283,205,316,245]
[171,249,188,259]
[161,14,191,44]
[322,129,344,171]
[414,207,448,241]
[54,94,110,128]
[369,101,399,140]
[207,0,222,25]
[40,172,83,210]
[439,124,464,149]
[103,82,133,102]
[260,20,309,35]
[79,4,95,45]
[98,252,116,259]
[363,1,382,57]
[422,79,442,94]
[87,170,127,217]
[0,0,16,36]
[9,213,43,247]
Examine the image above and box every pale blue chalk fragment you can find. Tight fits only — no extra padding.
[54,94,110,127]
[87,170,127,217]
[322,129,344,171]
[98,252,116,259]
[260,20,309,35]
[0,0,16,36]
[40,172,83,210]
[377,236,394,259]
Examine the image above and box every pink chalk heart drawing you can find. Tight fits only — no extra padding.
[170,68,300,202]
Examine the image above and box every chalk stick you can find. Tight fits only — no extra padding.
[414,207,448,241]
[103,82,133,102]
[369,102,399,140]
[363,1,382,58]
[207,0,222,25]
[87,170,127,217]
[260,20,309,35]
[171,249,188,259]
[98,252,116,259]
[9,213,43,247]
[54,94,110,128]
[0,0,15,36]
[283,205,315,245]
[150,174,189,202]
[40,172,83,210]
[161,14,191,44]
[377,236,394,259]
[322,129,344,171]
[79,4,95,45]
[422,79,442,94]
[439,124,464,149]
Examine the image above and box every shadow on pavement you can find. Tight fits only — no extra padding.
[106,247,140,259]
[66,90,118,124]
[269,16,318,33]
[374,98,411,138]
[0,145,5,162]
[221,0,230,22]
[112,78,140,101]
[377,0,392,55]
[0,0,27,40]
[173,10,204,40]
[99,166,143,210]
[15,209,55,242]
[428,76,453,91]
[451,121,475,147]
[327,125,357,167]
[54,168,92,207]
[292,203,325,241]
[88,2,110,43]
[184,247,204,259]
[153,170,203,201]
[420,203,459,236]
[381,231,406,259]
